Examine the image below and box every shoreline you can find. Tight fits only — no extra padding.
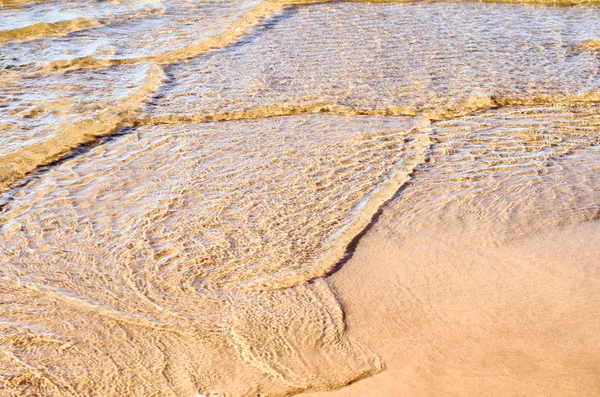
[303,195,600,397]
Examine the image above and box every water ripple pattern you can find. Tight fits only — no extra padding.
[1,0,600,396]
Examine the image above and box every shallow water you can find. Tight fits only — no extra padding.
[1,0,600,396]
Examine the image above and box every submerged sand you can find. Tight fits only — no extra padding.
[2,0,600,396]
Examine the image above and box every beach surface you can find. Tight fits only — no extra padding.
[1,1,600,396]
[308,173,600,397]
[304,104,600,397]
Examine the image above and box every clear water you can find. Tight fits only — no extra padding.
[1,1,600,395]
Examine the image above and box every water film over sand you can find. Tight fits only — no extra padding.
[1,0,600,396]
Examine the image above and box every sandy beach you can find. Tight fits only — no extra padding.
[308,188,600,397]
[1,1,600,396]
[304,104,600,397]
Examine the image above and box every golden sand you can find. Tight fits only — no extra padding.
[1,1,600,396]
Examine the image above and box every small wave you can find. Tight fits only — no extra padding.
[0,0,279,74]
[0,18,99,44]
[4,0,600,77]
[0,62,166,192]
[0,0,164,45]
[135,91,600,128]
[578,39,600,51]
[4,88,598,195]
[0,0,41,5]
[0,114,425,394]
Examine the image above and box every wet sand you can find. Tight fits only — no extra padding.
[304,112,600,395]
[2,1,600,395]
[305,216,600,397]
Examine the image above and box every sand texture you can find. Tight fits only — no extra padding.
[1,1,600,396]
